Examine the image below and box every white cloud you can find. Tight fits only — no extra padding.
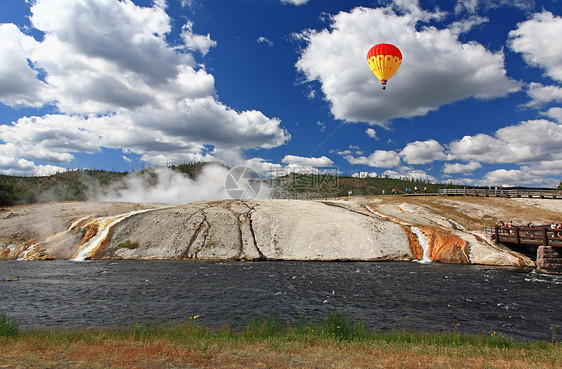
[0,24,50,107]
[295,5,519,124]
[455,0,535,14]
[243,157,284,175]
[0,155,65,176]
[352,171,378,178]
[443,161,482,174]
[0,0,289,175]
[257,36,273,47]
[524,83,562,107]
[281,0,309,5]
[482,167,560,188]
[0,115,100,163]
[382,167,437,182]
[449,119,562,164]
[542,107,562,123]
[180,21,217,56]
[455,0,479,14]
[448,133,502,161]
[400,139,448,165]
[240,155,334,177]
[509,11,562,83]
[344,150,401,168]
[281,155,334,167]
[365,128,378,140]
[279,154,335,174]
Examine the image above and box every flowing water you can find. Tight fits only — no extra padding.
[1,260,561,342]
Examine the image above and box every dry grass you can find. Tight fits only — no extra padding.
[373,195,562,231]
[1,323,560,369]
[1,336,560,368]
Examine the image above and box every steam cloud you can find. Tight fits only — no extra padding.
[96,164,271,204]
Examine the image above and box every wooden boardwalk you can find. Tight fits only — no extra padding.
[486,225,562,248]
[439,188,562,199]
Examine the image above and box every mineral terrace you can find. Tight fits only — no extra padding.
[1,196,561,266]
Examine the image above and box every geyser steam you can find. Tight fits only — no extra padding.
[97,164,270,204]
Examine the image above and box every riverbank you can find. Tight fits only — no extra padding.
[1,314,560,368]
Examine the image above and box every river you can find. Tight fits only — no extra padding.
[1,260,561,342]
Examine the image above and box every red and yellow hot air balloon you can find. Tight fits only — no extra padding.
[367,43,402,90]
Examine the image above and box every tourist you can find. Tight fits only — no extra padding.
[498,220,505,234]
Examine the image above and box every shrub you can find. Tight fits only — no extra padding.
[117,240,139,249]
[321,311,369,341]
[0,312,19,338]
[242,314,287,339]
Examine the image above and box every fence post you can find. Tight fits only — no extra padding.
[515,227,520,244]
[494,225,500,245]
[543,227,549,246]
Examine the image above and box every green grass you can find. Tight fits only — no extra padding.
[1,312,560,368]
[2,311,557,349]
[0,312,19,338]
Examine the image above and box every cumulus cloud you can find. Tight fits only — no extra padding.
[542,107,562,123]
[240,155,334,177]
[341,116,562,187]
[277,154,334,174]
[509,11,562,83]
[295,4,520,124]
[0,0,289,175]
[523,83,562,107]
[449,119,562,164]
[455,0,535,14]
[443,161,482,174]
[382,167,437,183]
[400,139,448,165]
[365,128,378,140]
[0,24,50,107]
[0,155,65,176]
[482,167,560,188]
[352,171,378,178]
[282,154,334,167]
[180,21,217,56]
[344,150,401,168]
[281,0,310,5]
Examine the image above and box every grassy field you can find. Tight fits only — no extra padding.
[1,313,560,368]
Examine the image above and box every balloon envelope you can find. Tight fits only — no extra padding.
[367,43,402,89]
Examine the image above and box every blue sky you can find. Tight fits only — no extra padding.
[1,0,562,187]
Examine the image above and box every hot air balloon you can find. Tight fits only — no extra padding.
[367,43,402,90]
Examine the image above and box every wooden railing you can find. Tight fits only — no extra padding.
[485,225,562,247]
[439,188,562,199]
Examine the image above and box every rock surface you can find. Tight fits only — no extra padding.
[95,200,413,261]
[1,196,559,266]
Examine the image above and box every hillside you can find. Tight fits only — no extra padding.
[0,163,215,206]
[0,163,445,206]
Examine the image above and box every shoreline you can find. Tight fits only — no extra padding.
[1,314,560,368]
